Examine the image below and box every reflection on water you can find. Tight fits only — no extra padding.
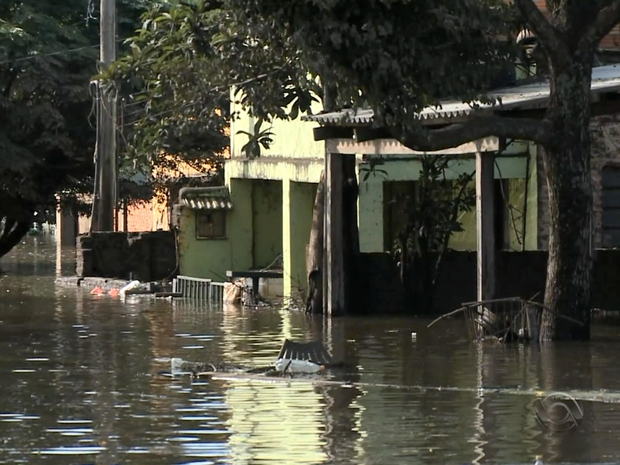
[1,236,620,464]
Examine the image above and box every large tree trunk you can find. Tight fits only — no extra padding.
[306,171,325,313]
[0,213,32,259]
[342,154,361,313]
[540,58,594,340]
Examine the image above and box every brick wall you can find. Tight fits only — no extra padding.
[117,203,155,232]
[537,117,620,249]
[532,1,620,50]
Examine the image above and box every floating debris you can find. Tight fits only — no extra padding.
[428,297,584,343]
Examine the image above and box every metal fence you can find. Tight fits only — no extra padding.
[172,275,225,305]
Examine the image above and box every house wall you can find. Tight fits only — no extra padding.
[359,151,537,252]
[220,100,540,298]
[283,180,317,296]
[537,117,620,250]
[177,178,253,280]
[177,208,231,280]
[252,180,283,268]
[230,99,324,160]
[360,248,620,314]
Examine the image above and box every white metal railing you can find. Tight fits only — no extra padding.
[172,275,225,304]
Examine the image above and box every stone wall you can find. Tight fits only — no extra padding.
[361,250,620,314]
[537,116,620,249]
[76,231,177,282]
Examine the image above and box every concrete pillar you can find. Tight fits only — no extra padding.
[324,152,346,316]
[283,179,316,298]
[228,178,253,272]
[476,152,496,302]
[56,202,77,247]
[358,177,384,252]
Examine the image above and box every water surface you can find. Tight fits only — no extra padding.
[1,235,620,464]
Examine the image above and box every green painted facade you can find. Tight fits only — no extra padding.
[178,108,540,297]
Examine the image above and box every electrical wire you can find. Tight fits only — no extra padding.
[0,45,99,66]
[0,37,128,66]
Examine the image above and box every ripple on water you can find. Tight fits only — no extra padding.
[46,428,94,435]
[175,461,214,465]
[168,436,200,442]
[36,446,106,455]
[177,429,230,435]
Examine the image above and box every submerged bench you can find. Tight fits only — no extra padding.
[226,270,283,303]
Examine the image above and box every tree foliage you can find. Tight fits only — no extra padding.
[228,0,518,125]
[0,0,154,257]
[113,0,620,336]
[107,1,229,191]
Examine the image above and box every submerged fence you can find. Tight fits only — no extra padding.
[172,275,225,304]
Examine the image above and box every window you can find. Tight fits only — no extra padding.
[602,166,620,247]
[196,210,226,239]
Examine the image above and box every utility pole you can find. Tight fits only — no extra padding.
[93,0,117,232]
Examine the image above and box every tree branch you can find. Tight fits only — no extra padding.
[513,0,569,66]
[390,115,555,152]
[579,0,620,52]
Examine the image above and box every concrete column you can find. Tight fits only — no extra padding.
[476,152,496,302]
[56,202,77,247]
[358,177,384,252]
[229,178,254,272]
[283,179,316,298]
[324,152,346,316]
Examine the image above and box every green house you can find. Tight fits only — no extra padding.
[175,65,620,303]
[175,108,538,298]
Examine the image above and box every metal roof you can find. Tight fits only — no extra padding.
[302,64,620,125]
[179,186,233,211]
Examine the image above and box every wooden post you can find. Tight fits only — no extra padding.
[94,0,117,232]
[323,152,346,316]
[476,152,496,302]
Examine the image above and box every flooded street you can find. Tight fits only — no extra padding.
[2,236,620,464]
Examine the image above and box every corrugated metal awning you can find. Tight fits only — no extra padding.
[179,186,233,210]
[302,64,620,125]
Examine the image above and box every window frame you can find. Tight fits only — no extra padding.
[195,210,227,240]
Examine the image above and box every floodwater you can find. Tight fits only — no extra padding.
[1,237,620,464]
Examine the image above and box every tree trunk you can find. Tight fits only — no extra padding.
[306,171,325,313]
[0,214,32,259]
[540,59,594,340]
[342,154,361,313]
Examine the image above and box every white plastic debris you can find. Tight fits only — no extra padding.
[119,280,141,297]
[274,358,324,374]
[171,358,185,375]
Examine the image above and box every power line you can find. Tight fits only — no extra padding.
[0,45,99,66]
[0,36,128,66]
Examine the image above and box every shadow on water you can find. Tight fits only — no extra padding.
[0,236,619,463]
